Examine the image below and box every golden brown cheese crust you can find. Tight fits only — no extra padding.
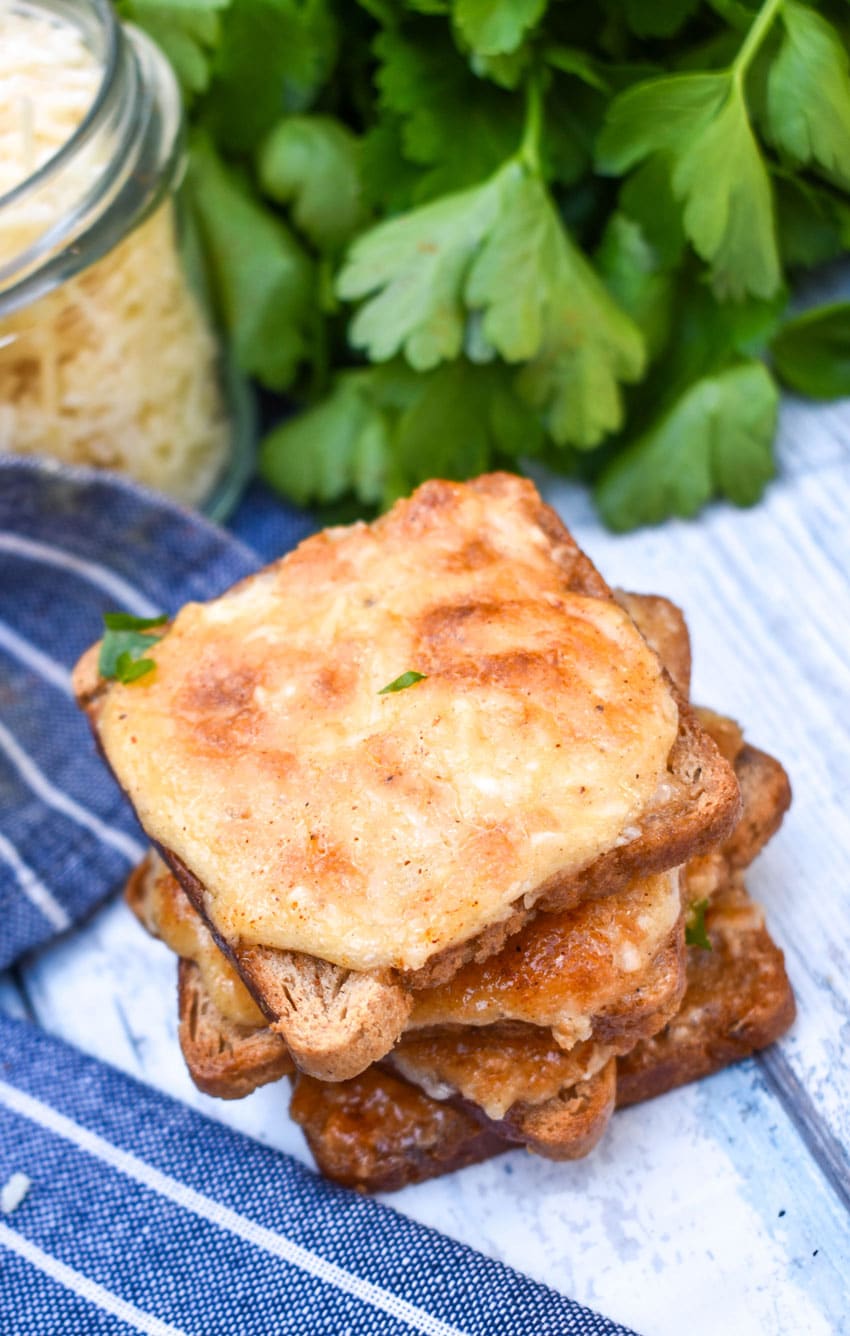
[87,474,679,972]
[388,1028,614,1121]
[408,871,681,1045]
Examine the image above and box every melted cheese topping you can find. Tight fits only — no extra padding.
[96,477,679,972]
[141,857,264,1028]
[409,870,681,1043]
[390,1030,613,1121]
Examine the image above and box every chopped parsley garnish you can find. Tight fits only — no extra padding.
[685,898,712,951]
[102,613,168,632]
[378,670,427,695]
[99,612,167,684]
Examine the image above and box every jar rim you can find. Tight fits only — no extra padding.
[0,7,184,315]
[0,0,121,214]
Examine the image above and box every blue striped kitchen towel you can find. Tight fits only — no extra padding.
[0,1012,636,1335]
[0,457,313,970]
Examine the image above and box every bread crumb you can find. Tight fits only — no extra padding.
[1,1172,31,1215]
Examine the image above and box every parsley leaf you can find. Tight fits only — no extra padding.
[337,164,509,370]
[102,613,168,632]
[596,360,778,530]
[771,302,850,399]
[260,371,398,507]
[118,0,228,99]
[765,4,850,191]
[201,0,337,152]
[360,119,422,214]
[394,360,545,481]
[260,358,543,509]
[379,671,427,694]
[685,898,712,950]
[595,213,675,363]
[99,614,167,683]
[374,29,523,201]
[258,116,368,252]
[339,159,644,446]
[485,176,645,447]
[623,0,700,40]
[619,158,687,268]
[114,652,157,684]
[188,136,315,389]
[453,0,547,58]
[598,73,781,299]
[775,176,850,269]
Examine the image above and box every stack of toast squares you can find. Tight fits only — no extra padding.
[74,474,794,1192]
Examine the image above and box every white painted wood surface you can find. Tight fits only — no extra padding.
[3,388,850,1334]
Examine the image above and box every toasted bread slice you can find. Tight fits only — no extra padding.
[290,1055,617,1189]
[617,879,795,1106]
[683,711,791,909]
[476,1059,617,1161]
[178,960,293,1099]
[616,591,692,699]
[695,708,791,872]
[290,878,793,1190]
[128,852,406,1083]
[78,477,740,1080]
[389,925,684,1121]
[289,1065,509,1192]
[143,719,789,1187]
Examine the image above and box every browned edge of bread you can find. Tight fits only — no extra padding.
[722,744,792,871]
[472,1059,617,1161]
[178,959,293,1099]
[291,1057,617,1188]
[616,591,692,699]
[616,879,796,1106]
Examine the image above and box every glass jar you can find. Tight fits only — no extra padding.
[0,0,253,518]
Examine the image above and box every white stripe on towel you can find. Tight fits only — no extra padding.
[0,721,144,864]
[0,833,70,931]
[0,1082,469,1336]
[0,534,157,616]
[0,621,73,696]
[0,1223,187,1336]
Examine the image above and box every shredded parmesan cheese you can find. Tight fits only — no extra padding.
[0,6,230,504]
[1,1172,31,1215]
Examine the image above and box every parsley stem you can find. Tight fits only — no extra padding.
[732,0,783,86]
[519,76,544,176]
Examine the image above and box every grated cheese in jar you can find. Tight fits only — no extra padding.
[0,4,231,506]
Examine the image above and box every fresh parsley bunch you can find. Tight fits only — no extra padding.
[119,0,850,528]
